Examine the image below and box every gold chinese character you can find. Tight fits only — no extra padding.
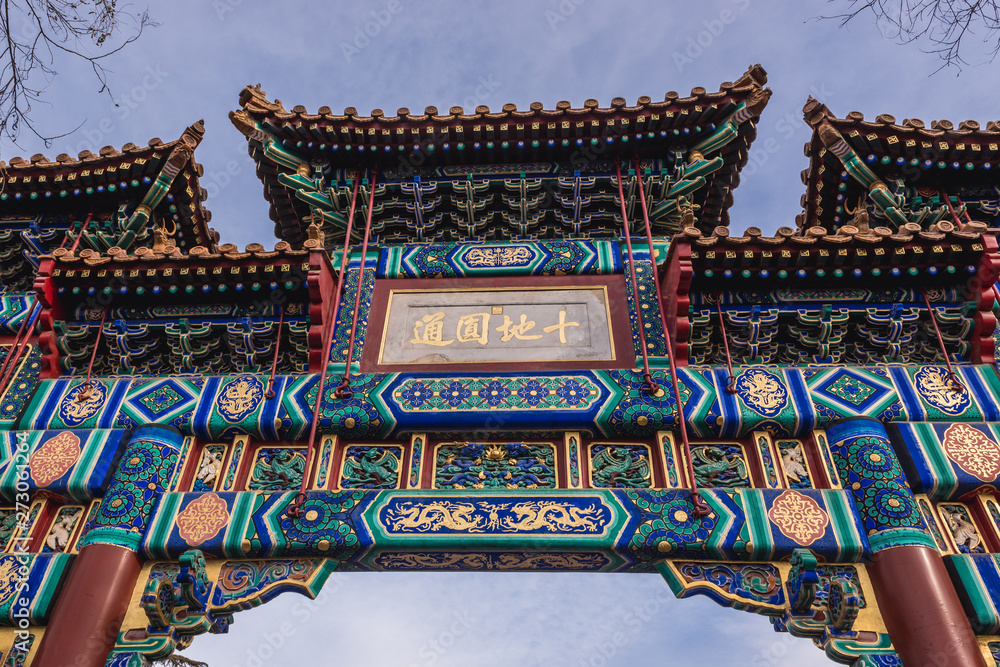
[456,313,491,345]
[495,314,542,342]
[543,310,581,344]
[411,313,454,346]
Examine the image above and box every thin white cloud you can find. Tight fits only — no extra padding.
[184,572,828,666]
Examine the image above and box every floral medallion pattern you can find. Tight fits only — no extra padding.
[29,431,82,486]
[176,493,230,545]
[627,489,716,561]
[767,491,829,545]
[941,423,1000,482]
[829,434,925,545]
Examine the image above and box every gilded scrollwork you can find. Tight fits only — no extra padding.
[373,551,610,571]
[462,246,534,267]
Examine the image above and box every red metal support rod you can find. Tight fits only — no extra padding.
[79,307,108,400]
[264,305,285,399]
[714,296,738,394]
[289,170,362,517]
[614,159,658,393]
[338,166,378,392]
[632,159,709,516]
[922,290,965,393]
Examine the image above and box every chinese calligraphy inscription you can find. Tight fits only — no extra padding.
[379,286,615,366]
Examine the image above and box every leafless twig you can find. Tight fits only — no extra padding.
[824,0,1000,72]
[0,0,155,150]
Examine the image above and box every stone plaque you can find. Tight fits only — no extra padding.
[375,286,617,366]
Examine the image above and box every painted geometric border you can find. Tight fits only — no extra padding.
[15,364,1000,441]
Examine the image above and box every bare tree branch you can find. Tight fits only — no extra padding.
[823,0,1000,72]
[0,0,155,150]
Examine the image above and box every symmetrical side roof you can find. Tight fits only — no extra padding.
[799,98,1000,233]
[0,122,216,290]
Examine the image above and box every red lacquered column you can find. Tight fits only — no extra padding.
[868,545,985,666]
[32,545,141,667]
[826,417,985,666]
[34,425,183,667]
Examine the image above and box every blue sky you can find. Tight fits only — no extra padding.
[4,0,1000,664]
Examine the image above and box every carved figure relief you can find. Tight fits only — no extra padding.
[940,504,984,553]
[691,444,750,488]
[589,444,651,488]
[340,446,401,489]
[249,448,306,491]
[44,507,82,553]
[434,442,555,489]
[778,441,811,489]
[194,444,226,492]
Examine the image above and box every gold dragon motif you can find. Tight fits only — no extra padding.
[463,246,533,267]
[915,367,970,415]
[384,501,486,532]
[502,501,604,532]
[735,369,787,417]
[375,552,608,570]
[0,559,19,604]
[217,376,264,423]
[58,382,107,426]
[383,499,608,534]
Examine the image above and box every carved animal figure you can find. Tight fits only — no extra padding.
[692,446,748,488]
[196,449,223,487]
[306,219,325,246]
[781,445,809,483]
[252,449,305,489]
[844,198,871,233]
[677,197,700,230]
[151,226,170,253]
[342,448,399,487]
[591,447,649,487]
[945,508,981,553]
[46,511,79,552]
